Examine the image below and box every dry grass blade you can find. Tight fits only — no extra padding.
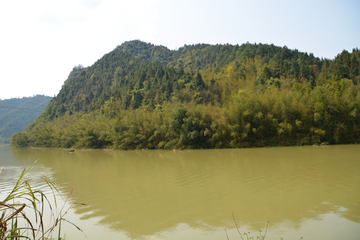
[262,221,269,240]
[232,213,245,240]
[228,214,269,240]
[224,229,230,240]
[1,164,83,240]
[0,202,36,240]
[40,188,85,240]
[59,218,85,234]
[1,204,26,223]
[3,234,32,239]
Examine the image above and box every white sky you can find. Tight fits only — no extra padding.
[0,0,359,100]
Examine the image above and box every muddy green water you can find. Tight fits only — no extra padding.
[1,144,360,240]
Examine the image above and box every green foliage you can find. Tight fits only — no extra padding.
[11,41,360,149]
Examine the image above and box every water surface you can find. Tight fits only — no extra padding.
[1,144,360,239]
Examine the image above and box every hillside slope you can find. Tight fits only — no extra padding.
[11,41,360,149]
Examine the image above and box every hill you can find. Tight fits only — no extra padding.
[10,41,360,149]
[0,95,52,143]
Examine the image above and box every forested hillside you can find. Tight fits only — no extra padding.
[10,40,360,149]
[0,95,52,143]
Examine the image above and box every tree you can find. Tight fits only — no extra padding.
[193,71,204,88]
[291,61,300,79]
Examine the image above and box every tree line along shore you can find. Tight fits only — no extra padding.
[10,41,360,149]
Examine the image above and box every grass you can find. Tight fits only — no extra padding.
[225,214,304,240]
[0,164,84,240]
[224,213,269,240]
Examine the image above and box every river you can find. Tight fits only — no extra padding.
[1,144,359,240]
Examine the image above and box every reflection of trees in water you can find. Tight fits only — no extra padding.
[10,145,360,239]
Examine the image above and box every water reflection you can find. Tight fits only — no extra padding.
[7,145,360,239]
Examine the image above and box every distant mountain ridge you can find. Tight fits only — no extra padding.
[0,95,52,143]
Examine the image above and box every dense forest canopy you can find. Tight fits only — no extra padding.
[0,95,52,143]
[11,40,360,149]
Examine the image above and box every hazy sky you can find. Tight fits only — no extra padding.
[0,0,359,100]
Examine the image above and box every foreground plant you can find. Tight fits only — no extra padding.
[224,213,269,240]
[225,214,304,240]
[0,165,83,240]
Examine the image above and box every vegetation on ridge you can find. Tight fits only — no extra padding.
[0,95,52,143]
[10,41,360,149]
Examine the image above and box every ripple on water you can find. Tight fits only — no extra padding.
[1,145,360,240]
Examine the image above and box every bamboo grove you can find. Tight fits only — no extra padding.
[10,41,360,149]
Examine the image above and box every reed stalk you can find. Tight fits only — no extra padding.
[0,165,84,240]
